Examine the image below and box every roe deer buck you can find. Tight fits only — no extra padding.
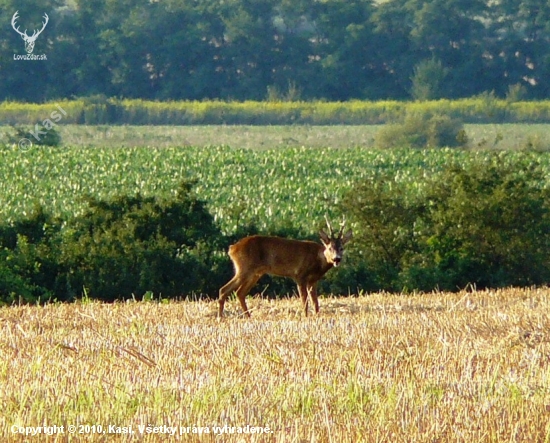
[218,218,352,317]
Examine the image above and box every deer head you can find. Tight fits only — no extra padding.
[11,11,49,54]
[319,216,353,267]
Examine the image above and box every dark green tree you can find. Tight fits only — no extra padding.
[486,0,550,98]
[370,0,415,98]
[2,0,550,101]
[410,58,448,100]
[313,0,379,99]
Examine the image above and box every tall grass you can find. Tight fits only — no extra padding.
[1,288,549,441]
[3,99,550,125]
[39,123,550,151]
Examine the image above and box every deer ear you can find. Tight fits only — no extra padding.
[319,229,330,244]
[341,229,353,244]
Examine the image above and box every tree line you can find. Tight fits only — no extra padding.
[2,0,550,103]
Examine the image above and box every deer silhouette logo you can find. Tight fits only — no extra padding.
[11,11,49,54]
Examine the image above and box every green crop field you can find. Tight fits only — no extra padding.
[1,144,549,235]
[1,124,550,234]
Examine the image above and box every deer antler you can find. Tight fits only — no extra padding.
[34,13,49,38]
[324,214,334,238]
[27,13,49,40]
[11,11,26,38]
[11,12,48,40]
[338,216,347,238]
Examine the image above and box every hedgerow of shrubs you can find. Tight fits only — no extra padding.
[340,157,550,292]
[3,98,550,125]
[0,180,314,305]
[375,112,468,149]
[0,181,232,304]
[56,181,229,301]
[2,163,550,304]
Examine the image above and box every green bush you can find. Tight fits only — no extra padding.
[4,124,62,147]
[0,245,52,305]
[375,112,467,149]
[341,157,550,292]
[340,172,425,291]
[0,206,60,304]
[0,181,231,304]
[57,181,226,301]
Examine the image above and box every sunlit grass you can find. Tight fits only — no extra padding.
[55,124,380,149]
[1,288,549,441]
[51,123,550,150]
[2,124,549,150]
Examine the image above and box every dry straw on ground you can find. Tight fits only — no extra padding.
[1,288,549,442]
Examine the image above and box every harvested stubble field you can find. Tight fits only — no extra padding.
[1,288,550,442]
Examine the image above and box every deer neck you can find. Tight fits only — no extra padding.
[319,249,334,273]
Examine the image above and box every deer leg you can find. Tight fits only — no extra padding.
[219,271,253,315]
[219,275,242,317]
[235,274,261,317]
[297,282,309,316]
[308,283,320,314]
[220,271,262,318]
